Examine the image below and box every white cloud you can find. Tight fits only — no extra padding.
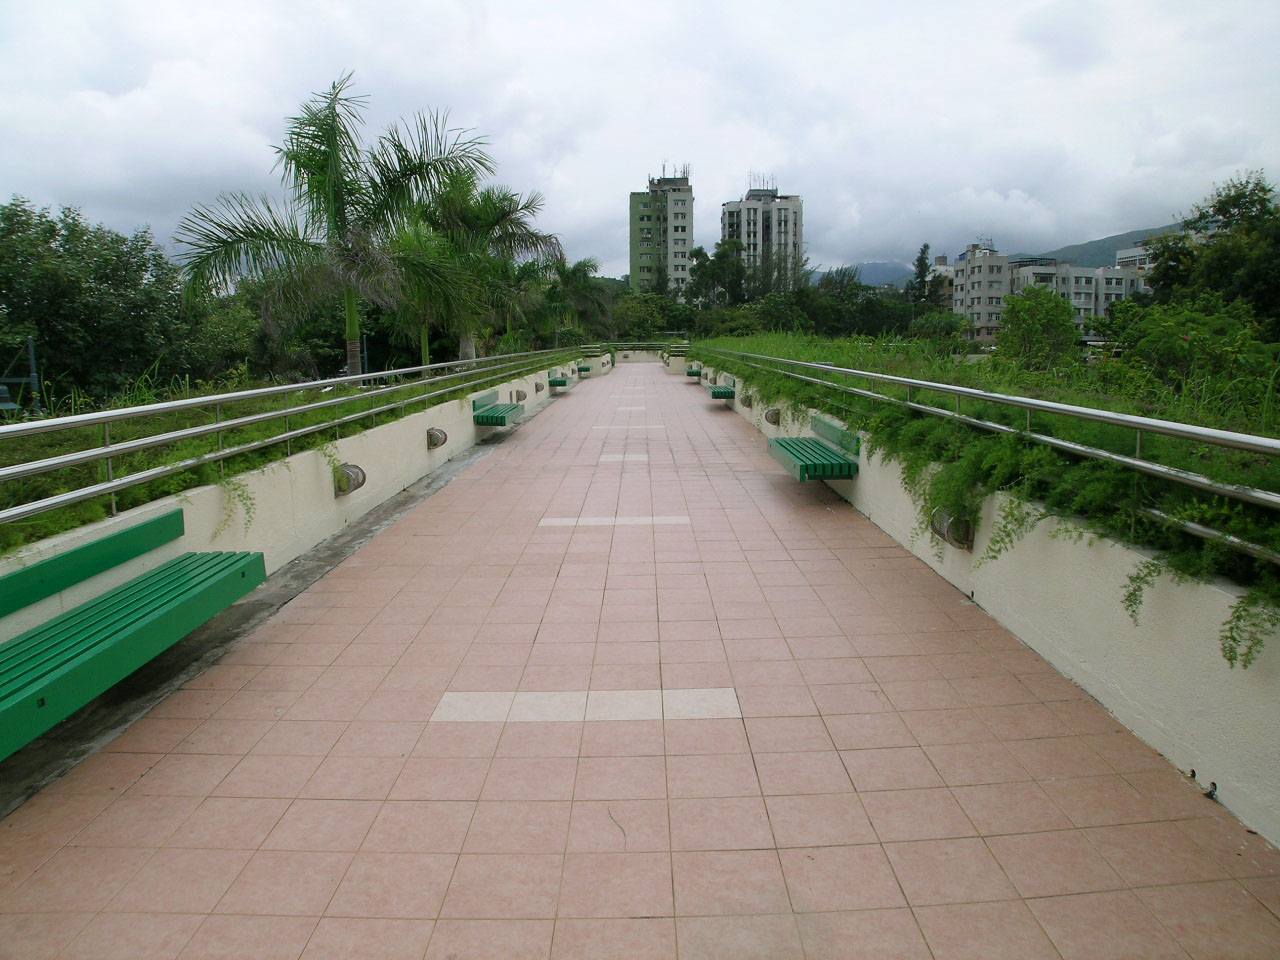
[2,0,1278,277]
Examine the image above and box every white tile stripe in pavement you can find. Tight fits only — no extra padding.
[537,516,690,527]
[429,688,741,723]
[597,454,649,462]
[590,425,665,430]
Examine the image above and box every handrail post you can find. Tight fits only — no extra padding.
[216,404,224,477]
[104,422,116,516]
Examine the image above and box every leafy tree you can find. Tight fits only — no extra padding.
[547,257,613,337]
[906,243,946,312]
[176,73,492,374]
[0,198,189,399]
[687,240,747,307]
[1146,171,1280,340]
[1101,296,1276,386]
[909,310,968,342]
[994,285,1079,369]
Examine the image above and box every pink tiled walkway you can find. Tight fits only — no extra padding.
[2,363,1278,959]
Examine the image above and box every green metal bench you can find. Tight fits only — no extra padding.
[548,377,571,388]
[685,367,701,377]
[472,390,523,426]
[0,509,265,762]
[707,374,735,401]
[576,365,592,374]
[767,418,860,483]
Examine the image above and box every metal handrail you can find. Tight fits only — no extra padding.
[697,346,1280,565]
[0,347,573,441]
[701,348,1280,457]
[0,353,564,485]
[0,347,580,526]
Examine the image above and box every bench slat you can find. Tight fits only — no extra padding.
[0,510,184,619]
[473,403,524,426]
[0,555,215,674]
[0,550,266,762]
[0,554,257,695]
[768,437,859,482]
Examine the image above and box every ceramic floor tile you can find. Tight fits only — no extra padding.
[778,845,906,912]
[299,917,434,960]
[796,909,931,960]
[661,687,741,720]
[584,689,663,721]
[914,901,1059,960]
[425,919,554,960]
[676,915,804,960]
[507,691,588,722]
[430,692,515,722]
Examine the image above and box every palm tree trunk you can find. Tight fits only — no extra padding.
[343,287,362,375]
[420,321,430,367]
[459,332,477,360]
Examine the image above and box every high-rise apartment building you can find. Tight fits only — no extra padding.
[721,186,804,282]
[628,169,694,294]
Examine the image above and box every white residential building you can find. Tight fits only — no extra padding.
[721,187,804,282]
[1008,259,1149,340]
[950,242,1010,341]
[947,242,1149,342]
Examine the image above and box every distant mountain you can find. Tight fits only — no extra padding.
[1011,224,1179,267]
[854,261,912,286]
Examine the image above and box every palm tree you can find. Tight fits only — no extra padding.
[388,222,477,366]
[547,257,614,336]
[415,171,562,358]
[176,73,492,374]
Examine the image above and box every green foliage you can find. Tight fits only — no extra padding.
[1101,296,1277,386]
[905,243,947,311]
[176,73,495,374]
[1146,171,1280,340]
[692,332,1280,667]
[0,198,191,400]
[909,311,968,342]
[994,285,1080,370]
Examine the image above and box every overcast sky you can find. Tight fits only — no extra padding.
[3,0,1278,277]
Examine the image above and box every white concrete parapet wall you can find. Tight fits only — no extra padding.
[0,362,572,640]
[722,371,1280,844]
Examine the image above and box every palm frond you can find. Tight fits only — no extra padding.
[364,111,495,231]
[175,193,323,295]
[274,73,368,239]
[390,223,479,330]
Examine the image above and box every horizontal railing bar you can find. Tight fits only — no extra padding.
[0,352,569,484]
[708,354,1280,512]
[0,347,573,441]
[1137,508,1280,565]
[0,351,577,525]
[702,348,1280,456]
[707,352,1280,567]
